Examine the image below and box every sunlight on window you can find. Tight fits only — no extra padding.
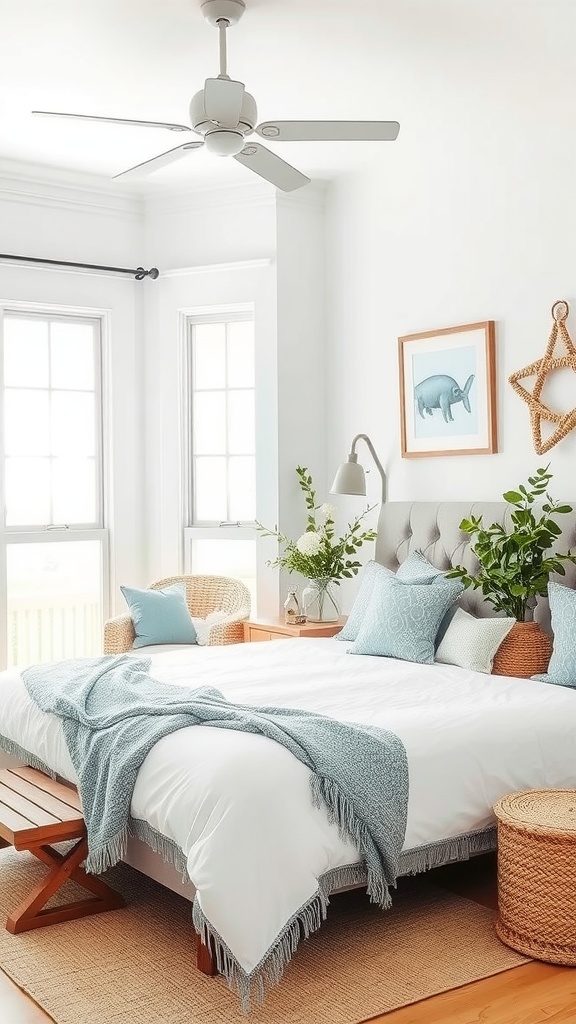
[228,391,255,454]
[3,317,99,528]
[51,392,95,456]
[6,541,103,667]
[2,314,105,668]
[193,392,227,455]
[194,457,228,521]
[4,391,50,456]
[228,457,256,521]
[191,539,256,614]
[50,322,95,390]
[193,324,226,389]
[227,321,255,387]
[52,459,97,523]
[4,319,49,387]
[5,458,51,525]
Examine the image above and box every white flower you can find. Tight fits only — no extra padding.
[296,531,322,555]
[319,502,336,519]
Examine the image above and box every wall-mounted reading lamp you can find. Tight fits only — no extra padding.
[330,433,387,504]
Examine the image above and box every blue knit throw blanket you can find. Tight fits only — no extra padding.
[23,654,408,999]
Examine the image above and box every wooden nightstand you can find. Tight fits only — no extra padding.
[243,617,346,643]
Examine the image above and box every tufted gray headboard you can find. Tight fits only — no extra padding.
[375,502,576,633]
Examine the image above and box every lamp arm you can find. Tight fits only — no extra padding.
[350,433,387,503]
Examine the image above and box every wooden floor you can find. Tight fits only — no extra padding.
[1,853,575,1023]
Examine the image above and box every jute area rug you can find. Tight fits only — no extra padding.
[0,848,528,1024]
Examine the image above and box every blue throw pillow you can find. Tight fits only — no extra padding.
[337,551,450,643]
[396,550,447,585]
[337,561,394,642]
[120,583,198,649]
[348,574,463,664]
[532,582,576,687]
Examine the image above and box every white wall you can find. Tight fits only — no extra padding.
[0,163,146,611]
[324,18,576,508]
[141,182,327,615]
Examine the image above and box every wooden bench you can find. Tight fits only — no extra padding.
[0,765,125,933]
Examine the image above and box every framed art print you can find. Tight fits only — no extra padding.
[398,320,497,458]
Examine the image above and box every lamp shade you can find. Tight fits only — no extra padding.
[330,458,366,496]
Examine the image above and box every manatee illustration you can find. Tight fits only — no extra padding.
[414,374,475,423]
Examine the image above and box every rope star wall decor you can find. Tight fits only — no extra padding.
[509,300,576,454]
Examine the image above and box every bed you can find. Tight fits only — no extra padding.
[1,500,576,1004]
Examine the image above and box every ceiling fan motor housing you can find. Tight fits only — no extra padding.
[189,83,257,135]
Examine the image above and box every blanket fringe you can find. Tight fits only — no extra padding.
[129,818,189,881]
[310,773,393,909]
[398,826,497,876]
[189,828,497,1012]
[0,737,57,780]
[85,826,130,875]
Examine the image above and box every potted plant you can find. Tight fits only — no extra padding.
[256,466,377,622]
[447,466,576,676]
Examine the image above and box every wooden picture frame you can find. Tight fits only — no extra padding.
[398,320,497,458]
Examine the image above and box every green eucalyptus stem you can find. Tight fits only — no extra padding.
[256,465,377,584]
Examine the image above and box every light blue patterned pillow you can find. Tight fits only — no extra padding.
[349,574,464,664]
[337,562,393,642]
[532,582,576,687]
[120,583,198,649]
[397,550,447,585]
[337,551,446,643]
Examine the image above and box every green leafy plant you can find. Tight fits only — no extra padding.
[256,465,377,584]
[447,466,576,620]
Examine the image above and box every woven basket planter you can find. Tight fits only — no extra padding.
[494,789,576,964]
[492,620,552,678]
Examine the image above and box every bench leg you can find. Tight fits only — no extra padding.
[6,838,125,934]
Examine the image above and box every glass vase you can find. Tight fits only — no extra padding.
[301,579,340,623]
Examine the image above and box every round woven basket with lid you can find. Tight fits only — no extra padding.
[495,789,576,963]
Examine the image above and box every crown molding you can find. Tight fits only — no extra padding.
[0,157,143,218]
[160,257,273,278]
[143,179,277,217]
[0,157,329,221]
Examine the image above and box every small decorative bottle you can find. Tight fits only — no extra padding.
[284,590,300,625]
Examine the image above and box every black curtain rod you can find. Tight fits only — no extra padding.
[0,254,159,280]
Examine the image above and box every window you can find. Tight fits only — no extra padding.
[0,310,108,668]
[184,312,257,610]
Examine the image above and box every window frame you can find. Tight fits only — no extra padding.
[0,301,110,668]
[181,304,258,596]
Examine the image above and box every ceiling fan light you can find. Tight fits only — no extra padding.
[204,129,245,156]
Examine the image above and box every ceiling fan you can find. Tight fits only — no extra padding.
[32,0,400,193]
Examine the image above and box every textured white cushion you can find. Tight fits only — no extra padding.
[435,608,515,674]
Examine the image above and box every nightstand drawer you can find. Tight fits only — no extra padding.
[246,627,273,642]
[243,618,346,642]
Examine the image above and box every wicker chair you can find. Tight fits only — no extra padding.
[103,574,251,655]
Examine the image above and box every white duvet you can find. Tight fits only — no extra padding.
[1,637,576,979]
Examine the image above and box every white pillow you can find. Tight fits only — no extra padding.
[435,607,515,674]
[191,609,233,646]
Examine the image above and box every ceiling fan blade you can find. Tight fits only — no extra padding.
[203,78,245,128]
[234,143,310,192]
[32,111,192,133]
[255,120,400,142]
[113,142,203,181]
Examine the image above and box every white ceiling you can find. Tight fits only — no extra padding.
[1,1,572,194]
[0,0,476,193]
